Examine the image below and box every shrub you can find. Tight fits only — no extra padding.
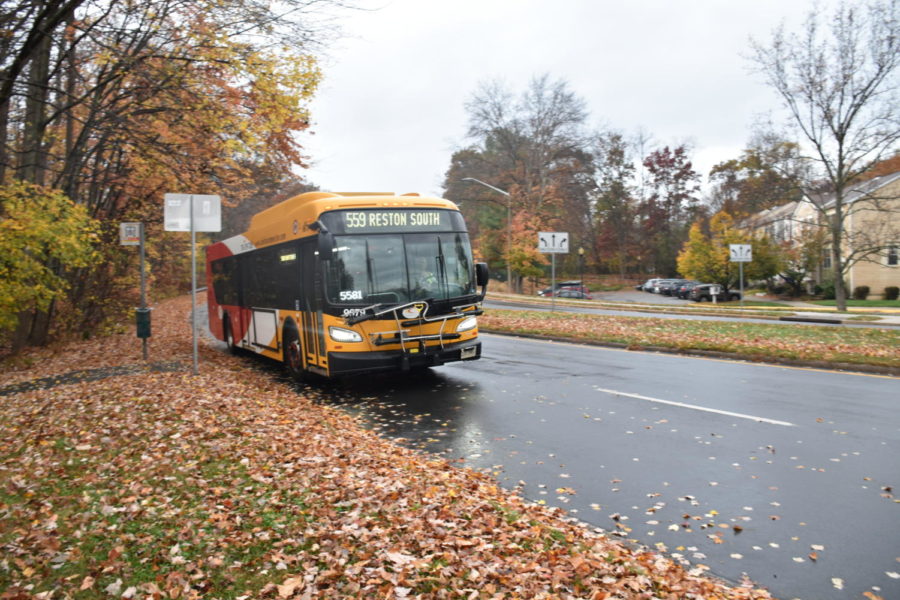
[852,285,870,300]
[885,286,900,301]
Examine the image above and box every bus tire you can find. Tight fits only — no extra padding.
[224,317,241,355]
[282,326,306,381]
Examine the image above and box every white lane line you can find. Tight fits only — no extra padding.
[594,387,795,427]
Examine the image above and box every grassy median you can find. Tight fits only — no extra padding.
[480,309,900,370]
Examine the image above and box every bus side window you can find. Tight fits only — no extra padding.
[212,257,240,306]
[272,243,300,309]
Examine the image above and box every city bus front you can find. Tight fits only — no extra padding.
[316,207,488,375]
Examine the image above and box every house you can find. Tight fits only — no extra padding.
[745,170,900,298]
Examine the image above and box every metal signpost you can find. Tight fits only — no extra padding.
[538,232,569,310]
[164,194,221,374]
[120,222,149,360]
[729,244,752,307]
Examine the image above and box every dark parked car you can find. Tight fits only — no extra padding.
[690,283,741,302]
[554,289,593,300]
[675,280,701,299]
[650,278,681,294]
[538,280,586,296]
[658,279,691,296]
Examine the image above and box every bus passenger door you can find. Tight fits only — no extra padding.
[300,242,327,371]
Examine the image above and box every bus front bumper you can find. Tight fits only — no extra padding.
[328,338,481,376]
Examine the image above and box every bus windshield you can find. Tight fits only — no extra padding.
[325,232,475,306]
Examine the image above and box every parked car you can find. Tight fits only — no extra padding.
[651,278,681,294]
[538,280,586,296]
[638,278,662,292]
[554,289,592,300]
[658,279,691,296]
[690,283,741,302]
[675,280,701,299]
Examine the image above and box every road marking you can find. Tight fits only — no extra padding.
[594,386,796,427]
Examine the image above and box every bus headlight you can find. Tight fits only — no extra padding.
[456,316,477,332]
[329,326,363,343]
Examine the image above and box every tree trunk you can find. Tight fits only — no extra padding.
[0,96,9,184]
[830,211,848,312]
[27,300,55,346]
[20,33,51,185]
[11,311,34,353]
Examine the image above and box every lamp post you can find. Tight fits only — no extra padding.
[578,246,585,288]
[461,177,512,288]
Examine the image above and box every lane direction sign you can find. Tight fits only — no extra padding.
[729,244,752,262]
[538,231,569,254]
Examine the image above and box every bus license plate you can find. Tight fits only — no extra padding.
[460,347,477,359]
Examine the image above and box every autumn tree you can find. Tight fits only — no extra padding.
[708,135,806,216]
[749,0,900,311]
[446,75,593,291]
[1,0,336,347]
[640,145,701,276]
[677,212,781,291]
[592,131,637,278]
[0,181,97,348]
[778,223,827,296]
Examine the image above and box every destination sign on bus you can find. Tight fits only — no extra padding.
[323,209,466,234]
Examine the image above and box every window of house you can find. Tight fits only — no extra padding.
[888,246,899,267]
[823,248,832,270]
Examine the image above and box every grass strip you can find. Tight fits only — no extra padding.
[481,309,900,368]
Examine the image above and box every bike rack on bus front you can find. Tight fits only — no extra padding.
[346,300,483,353]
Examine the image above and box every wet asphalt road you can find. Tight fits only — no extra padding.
[313,333,900,600]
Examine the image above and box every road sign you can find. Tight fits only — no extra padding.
[729,244,752,262]
[164,194,221,232]
[538,231,569,254]
[163,193,222,376]
[119,222,141,245]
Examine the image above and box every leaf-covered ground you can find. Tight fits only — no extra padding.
[0,296,776,599]
[480,310,900,370]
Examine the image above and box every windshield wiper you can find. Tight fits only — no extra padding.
[436,237,448,299]
[365,239,376,296]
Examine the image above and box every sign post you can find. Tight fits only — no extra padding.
[538,232,569,311]
[121,222,149,360]
[164,194,221,374]
[729,244,752,308]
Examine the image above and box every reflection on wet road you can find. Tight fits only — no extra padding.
[284,334,899,600]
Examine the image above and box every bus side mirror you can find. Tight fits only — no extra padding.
[475,262,489,288]
[317,231,335,260]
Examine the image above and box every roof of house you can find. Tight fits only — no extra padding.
[817,170,900,209]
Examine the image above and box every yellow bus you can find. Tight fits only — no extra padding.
[205,191,488,379]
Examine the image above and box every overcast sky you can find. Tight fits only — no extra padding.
[301,0,827,199]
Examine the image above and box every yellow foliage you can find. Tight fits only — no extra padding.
[0,181,99,332]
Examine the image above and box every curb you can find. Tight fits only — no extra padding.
[480,328,900,377]
[778,316,843,325]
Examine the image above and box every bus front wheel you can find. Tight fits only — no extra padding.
[283,327,306,381]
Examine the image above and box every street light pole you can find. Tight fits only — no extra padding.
[461,178,512,289]
[578,246,584,288]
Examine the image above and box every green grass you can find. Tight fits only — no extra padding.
[482,309,900,369]
[811,299,900,307]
